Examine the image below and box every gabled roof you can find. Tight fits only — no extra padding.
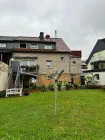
[86,39,105,64]
[0,36,70,53]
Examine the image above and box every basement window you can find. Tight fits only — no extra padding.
[20,44,26,48]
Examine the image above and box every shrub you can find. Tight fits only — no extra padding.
[74,83,79,90]
[30,83,34,88]
[32,83,37,90]
[30,83,37,90]
[57,82,62,90]
[65,83,71,90]
[48,84,54,91]
[40,85,46,92]
[0,90,6,97]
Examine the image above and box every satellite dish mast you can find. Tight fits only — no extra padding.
[55,30,57,38]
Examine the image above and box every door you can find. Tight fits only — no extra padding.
[12,61,20,73]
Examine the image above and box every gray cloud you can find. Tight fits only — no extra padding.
[0,0,104,59]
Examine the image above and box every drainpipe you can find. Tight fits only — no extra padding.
[0,53,3,62]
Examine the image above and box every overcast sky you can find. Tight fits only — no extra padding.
[0,0,105,59]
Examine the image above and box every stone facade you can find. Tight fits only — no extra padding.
[70,57,81,74]
[13,52,70,74]
[13,52,81,86]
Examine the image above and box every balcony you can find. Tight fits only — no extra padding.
[20,64,39,74]
[90,56,105,64]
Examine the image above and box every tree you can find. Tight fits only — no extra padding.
[85,73,99,87]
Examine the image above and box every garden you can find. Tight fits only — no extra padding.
[0,89,105,139]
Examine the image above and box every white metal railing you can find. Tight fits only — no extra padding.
[15,66,20,88]
[91,56,105,63]
[6,88,22,97]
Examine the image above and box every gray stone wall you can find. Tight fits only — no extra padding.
[13,52,70,74]
[12,52,81,74]
[70,58,81,74]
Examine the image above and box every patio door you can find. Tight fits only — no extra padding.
[12,61,20,73]
[23,76,30,89]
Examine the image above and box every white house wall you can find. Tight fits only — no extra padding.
[85,72,105,85]
[0,62,8,91]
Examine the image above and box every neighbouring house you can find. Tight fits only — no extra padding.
[0,32,82,91]
[81,60,87,72]
[0,62,8,91]
[84,38,105,85]
[70,50,82,85]
[80,60,87,85]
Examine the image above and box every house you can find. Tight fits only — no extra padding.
[81,60,87,72]
[70,50,82,84]
[84,38,105,85]
[0,32,82,91]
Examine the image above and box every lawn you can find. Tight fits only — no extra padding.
[0,89,105,140]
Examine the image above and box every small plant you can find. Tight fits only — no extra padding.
[48,84,54,91]
[33,83,37,90]
[0,90,6,97]
[57,82,62,90]
[23,88,30,96]
[30,83,34,88]
[40,85,46,92]
[65,83,71,90]
[30,83,37,90]
[74,83,79,90]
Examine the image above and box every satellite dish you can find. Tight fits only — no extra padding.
[46,35,50,39]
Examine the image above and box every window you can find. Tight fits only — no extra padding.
[46,60,52,68]
[22,61,28,66]
[45,45,52,49]
[73,61,76,65]
[21,60,35,66]
[48,76,53,79]
[61,57,64,60]
[59,81,62,84]
[0,43,6,47]
[20,44,26,48]
[95,74,100,80]
[31,44,38,49]
[29,61,35,66]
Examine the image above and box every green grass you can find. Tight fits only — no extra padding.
[0,89,105,140]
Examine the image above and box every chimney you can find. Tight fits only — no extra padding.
[39,32,44,40]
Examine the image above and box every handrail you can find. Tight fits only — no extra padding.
[15,66,20,88]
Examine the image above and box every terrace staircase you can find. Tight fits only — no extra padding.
[6,61,20,89]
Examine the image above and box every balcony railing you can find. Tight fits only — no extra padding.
[90,56,105,63]
[20,64,39,73]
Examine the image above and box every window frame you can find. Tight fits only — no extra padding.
[31,43,38,49]
[21,60,35,66]
[46,60,52,68]
[0,43,6,48]
[61,57,64,60]
[73,61,76,65]
[44,44,52,49]
[20,43,26,48]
